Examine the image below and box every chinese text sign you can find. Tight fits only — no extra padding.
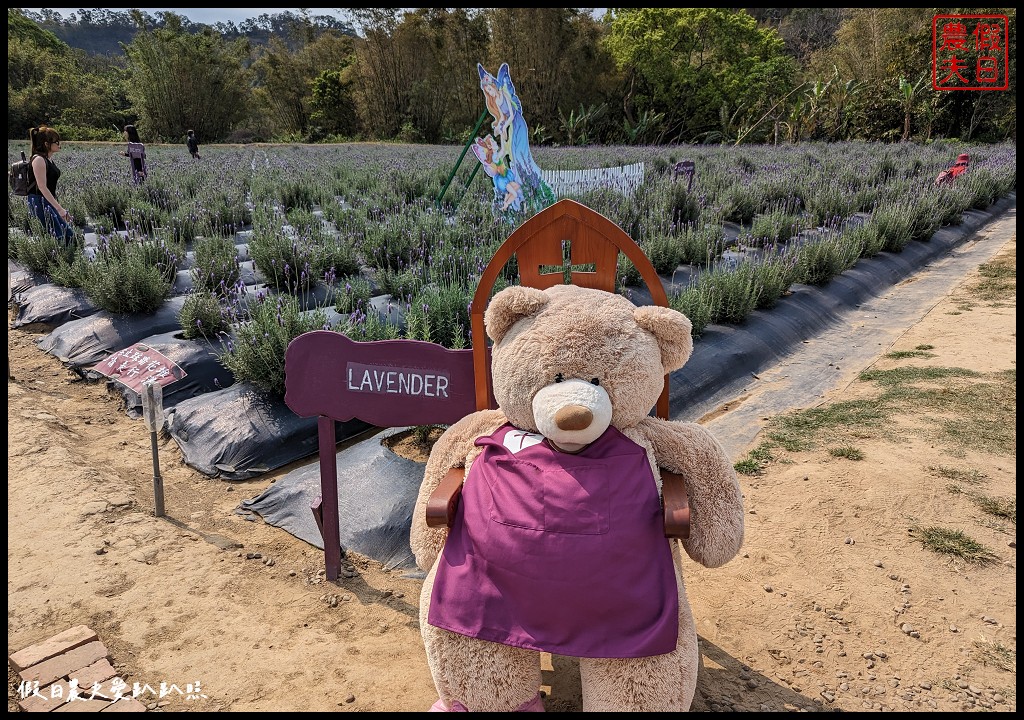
[933,14,1009,91]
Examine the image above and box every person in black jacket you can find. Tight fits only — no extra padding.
[26,125,74,244]
[186,129,201,160]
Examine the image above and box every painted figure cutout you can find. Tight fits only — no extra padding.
[471,136,522,212]
[476,63,555,214]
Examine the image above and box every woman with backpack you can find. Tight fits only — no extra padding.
[26,125,74,244]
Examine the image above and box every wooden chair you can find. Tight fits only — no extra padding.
[424,198,690,538]
[286,198,689,581]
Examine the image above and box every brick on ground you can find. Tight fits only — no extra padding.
[17,681,71,713]
[53,698,114,712]
[70,659,118,690]
[100,697,148,712]
[9,625,98,671]
[18,640,110,687]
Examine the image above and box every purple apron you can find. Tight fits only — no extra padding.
[428,424,678,658]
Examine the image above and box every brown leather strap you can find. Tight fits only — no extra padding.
[425,467,465,528]
[661,469,691,539]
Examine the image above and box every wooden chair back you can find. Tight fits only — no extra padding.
[470,198,671,419]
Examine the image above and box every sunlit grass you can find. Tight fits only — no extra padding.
[972,639,1016,672]
[828,445,864,460]
[910,525,998,564]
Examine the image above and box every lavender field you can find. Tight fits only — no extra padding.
[7,138,1017,408]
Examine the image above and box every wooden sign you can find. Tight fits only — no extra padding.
[284,331,489,427]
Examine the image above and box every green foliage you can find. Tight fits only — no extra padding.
[218,293,328,397]
[719,184,759,224]
[404,282,472,349]
[663,180,701,226]
[616,255,643,291]
[749,208,804,245]
[179,291,228,339]
[669,278,719,338]
[845,219,884,258]
[249,207,359,292]
[375,266,426,300]
[333,274,374,314]
[80,183,134,230]
[339,308,401,342]
[697,260,763,324]
[792,228,862,285]
[753,249,797,309]
[642,232,683,275]
[252,32,355,139]
[604,8,797,144]
[804,182,856,226]
[83,238,177,314]
[828,445,864,460]
[48,253,90,289]
[7,8,1017,143]
[677,222,726,265]
[910,526,997,564]
[191,235,241,296]
[873,201,914,253]
[309,68,360,139]
[122,15,251,141]
[9,221,83,276]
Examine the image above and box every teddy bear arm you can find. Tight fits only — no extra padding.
[639,418,745,568]
[410,410,507,571]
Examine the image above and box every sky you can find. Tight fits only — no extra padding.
[22,8,352,26]
[23,7,607,27]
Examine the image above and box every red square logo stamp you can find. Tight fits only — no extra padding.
[933,14,1010,91]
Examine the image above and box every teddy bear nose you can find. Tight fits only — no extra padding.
[554,405,593,431]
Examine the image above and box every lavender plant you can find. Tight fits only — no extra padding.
[83,239,177,314]
[218,292,329,398]
[191,235,242,296]
[179,291,229,340]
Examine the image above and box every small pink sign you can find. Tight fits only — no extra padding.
[91,343,186,392]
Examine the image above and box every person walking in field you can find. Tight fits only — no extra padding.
[25,125,75,244]
[122,124,148,183]
[187,130,201,160]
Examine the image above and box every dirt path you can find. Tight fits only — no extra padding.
[7,226,1016,712]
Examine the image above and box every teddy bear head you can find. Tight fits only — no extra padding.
[483,284,693,452]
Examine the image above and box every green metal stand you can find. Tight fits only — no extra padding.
[436,109,490,209]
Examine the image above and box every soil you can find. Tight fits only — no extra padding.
[7,234,1016,712]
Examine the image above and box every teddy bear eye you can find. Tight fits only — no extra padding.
[590,377,600,386]
[554,373,564,383]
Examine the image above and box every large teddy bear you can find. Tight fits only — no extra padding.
[410,283,745,712]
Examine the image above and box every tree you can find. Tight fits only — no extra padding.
[895,74,926,142]
[8,8,128,139]
[483,8,618,144]
[604,8,796,144]
[251,26,355,139]
[309,67,360,139]
[345,9,406,139]
[122,11,251,141]
[374,8,491,143]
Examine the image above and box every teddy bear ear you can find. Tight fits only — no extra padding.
[633,305,694,372]
[484,286,550,344]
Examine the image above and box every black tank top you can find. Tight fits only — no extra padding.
[28,155,61,198]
